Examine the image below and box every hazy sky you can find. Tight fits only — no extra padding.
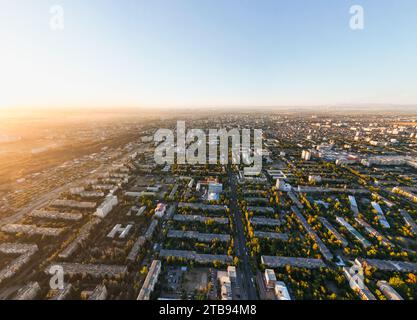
[1,0,417,109]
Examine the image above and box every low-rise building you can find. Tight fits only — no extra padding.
[51,199,96,210]
[318,217,349,247]
[392,187,417,203]
[1,224,65,237]
[250,217,281,227]
[254,231,289,241]
[167,230,230,242]
[0,243,39,285]
[30,209,83,221]
[107,224,133,239]
[137,260,162,300]
[308,175,322,184]
[127,236,146,262]
[399,209,417,235]
[178,202,226,212]
[275,281,291,300]
[88,284,108,300]
[264,269,276,288]
[218,273,232,300]
[276,179,292,192]
[336,216,371,248]
[144,219,158,239]
[349,195,359,216]
[292,206,333,261]
[288,191,303,209]
[297,186,370,195]
[371,202,390,229]
[355,217,393,248]
[159,249,233,265]
[45,263,127,278]
[357,258,417,273]
[247,206,275,214]
[95,195,118,218]
[49,284,73,300]
[301,150,312,161]
[377,280,403,300]
[154,203,167,218]
[227,266,237,281]
[173,215,228,225]
[14,282,41,300]
[59,218,101,259]
[261,256,326,269]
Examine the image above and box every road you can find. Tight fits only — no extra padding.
[228,167,258,300]
[0,184,71,227]
[0,164,108,227]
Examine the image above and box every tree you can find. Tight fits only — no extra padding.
[233,256,239,266]
[406,273,417,284]
[329,293,337,300]
[389,276,405,288]
[140,266,148,275]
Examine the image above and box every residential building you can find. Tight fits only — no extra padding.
[137,260,162,300]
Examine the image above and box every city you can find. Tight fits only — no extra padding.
[1,1,417,314]
[0,110,416,301]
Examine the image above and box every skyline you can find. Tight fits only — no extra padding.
[1,0,417,109]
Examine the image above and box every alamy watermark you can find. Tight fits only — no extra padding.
[350,5,365,30]
[48,265,65,290]
[49,5,65,31]
[47,5,364,32]
[154,121,263,175]
[348,264,365,290]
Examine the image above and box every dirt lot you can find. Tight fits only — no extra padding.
[183,268,208,293]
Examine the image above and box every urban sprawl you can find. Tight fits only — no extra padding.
[0,112,417,300]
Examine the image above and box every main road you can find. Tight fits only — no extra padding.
[228,167,258,300]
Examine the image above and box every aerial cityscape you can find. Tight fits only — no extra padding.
[1,0,417,305]
[0,110,417,301]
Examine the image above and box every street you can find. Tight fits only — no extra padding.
[228,167,258,300]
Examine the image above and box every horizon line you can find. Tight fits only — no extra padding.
[2,103,417,112]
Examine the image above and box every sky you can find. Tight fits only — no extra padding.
[0,0,417,110]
